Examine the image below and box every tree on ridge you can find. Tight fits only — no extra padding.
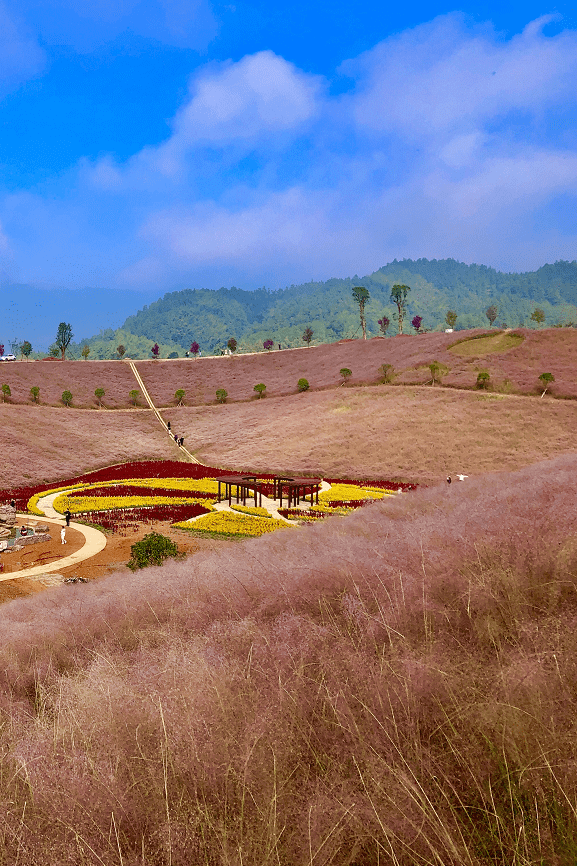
[352,286,370,340]
[55,323,73,360]
[390,285,411,334]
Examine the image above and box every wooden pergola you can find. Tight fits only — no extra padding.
[217,475,263,508]
[216,474,322,510]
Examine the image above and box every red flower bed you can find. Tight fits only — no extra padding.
[0,461,231,510]
[77,503,211,532]
[324,477,418,491]
[67,484,215,500]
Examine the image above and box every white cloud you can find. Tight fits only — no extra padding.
[3,14,577,292]
[344,14,577,140]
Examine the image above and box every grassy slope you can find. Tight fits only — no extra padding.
[1,456,577,862]
[172,386,577,483]
[2,327,576,409]
[0,328,576,862]
[1,385,575,488]
[0,406,187,487]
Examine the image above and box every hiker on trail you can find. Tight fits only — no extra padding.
[65,509,71,527]
[446,476,452,485]
[167,421,171,432]
[61,527,67,544]
[179,436,184,447]
[174,432,178,442]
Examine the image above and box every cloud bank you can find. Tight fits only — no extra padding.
[1,12,577,291]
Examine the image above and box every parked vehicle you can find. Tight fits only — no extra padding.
[0,354,15,361]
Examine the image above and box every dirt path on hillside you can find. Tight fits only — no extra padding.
[126,359,201,463]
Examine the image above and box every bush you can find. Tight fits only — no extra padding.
[129,389,139,406]
[30,386,40,403]
[254,383,266,398]
[339,368,352,383]
[263,339,274,351]
[94,387,105,406]
[168,351,178,359]
[175,389,185,405]
[379,363,395,383]
[476,370,490,389]
[127,531,179,571]
[297,378,310,392]
[216,388,228,404]
[61,390,72,406]
[227,338,237,354]
[1,383,11,402]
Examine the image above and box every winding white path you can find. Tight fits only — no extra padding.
[0,509,107,581]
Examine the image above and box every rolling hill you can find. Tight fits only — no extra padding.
[74,258,577,358]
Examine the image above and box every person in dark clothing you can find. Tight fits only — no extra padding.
[167,421,171,432]
[65,509,71,527]
[446,475,452,485]
[179,437,184,447]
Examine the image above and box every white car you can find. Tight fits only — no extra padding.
[0,354,16,361]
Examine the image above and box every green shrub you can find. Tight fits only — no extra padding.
[175,389,185,405]
[253,383,266,398]
[297,378,310,392]
[127,532,179,571]
[339,368,352,383]
[61,390,72,406]
[30,386,40,403]
[1,384,11,402]
[216,388,228,404]
[129,389,139,405]
[476,370,490,389]
[379,363,395,383]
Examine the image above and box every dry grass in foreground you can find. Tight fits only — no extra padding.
[0,454,576,863]
[172,384,577,483]
[0,405,186,488]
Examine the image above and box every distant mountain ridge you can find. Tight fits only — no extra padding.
[78,258,577,358]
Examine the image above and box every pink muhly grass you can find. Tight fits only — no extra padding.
[0,456,577,860]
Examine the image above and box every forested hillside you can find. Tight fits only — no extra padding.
[76,259,577,358]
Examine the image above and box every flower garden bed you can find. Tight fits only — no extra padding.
[0,461,418,540]
[174,511,291,538]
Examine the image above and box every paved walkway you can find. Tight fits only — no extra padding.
[0,508,107,581]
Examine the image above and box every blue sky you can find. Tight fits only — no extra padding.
[1,0,577,347]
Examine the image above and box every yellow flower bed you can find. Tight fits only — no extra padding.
[181,511,290,537]
[310,504,355,514]
[318,483,388,502]
[27,483,89,515]
[82,477,221,495]
[231,504,272,518]
[52,493,215,514]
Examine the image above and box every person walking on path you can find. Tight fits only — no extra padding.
[65,509,71,527]
[61,526,67,544]
[167,421,171,432]
[446,476,452,486]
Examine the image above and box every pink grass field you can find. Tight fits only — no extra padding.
[0,406,188,488]
[172,384,577,483]
[0,455,577,862]
[134,327,577,402]
[1,331,577,862]
[1,383,575,488]
[0,359,137,407]
[1,327,576,409]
